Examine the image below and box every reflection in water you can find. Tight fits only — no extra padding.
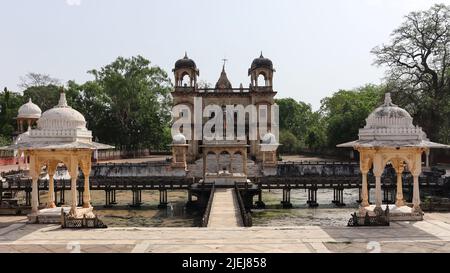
[89,190,202,227]
[94,203,202,227]
[253,189,361,227]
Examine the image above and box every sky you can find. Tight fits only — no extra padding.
[1,0,450,110]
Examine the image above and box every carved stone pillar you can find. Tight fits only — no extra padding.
[394,159,405,207]
[373,153,383,214]
[411,151,423,213]
[361,171,369,207]
[30,154,40,214]
[359,150,371,208]
[47,161,57,208]
[68,157,79,216]
[80,159,92,208]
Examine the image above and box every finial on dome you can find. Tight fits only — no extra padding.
[28,98,32,103]
[384,93,392,104]
[260,51,264,58]
[57,87,68,108]
[383,92,396,106]
[184,51,188,59]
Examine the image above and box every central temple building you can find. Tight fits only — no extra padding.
[170,53,280,182]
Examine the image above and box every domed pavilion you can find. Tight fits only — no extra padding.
[4,89,113,222]
[16,98,42,133]
[338,93,449,220]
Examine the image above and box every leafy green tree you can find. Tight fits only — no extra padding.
[320,84,384,149]
[278,130,299,154]
[276,98,322,150]
[87,55,172,150]
[22,85,61,111]
[0,87,23,140]
[372,3,450,143]
[66,80,112,144]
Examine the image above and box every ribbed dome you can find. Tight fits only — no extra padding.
[365,93,413,129]
[174,52,197,70]
[37,91,86,130]
[172,133,186,144]
[250,52,274,71]
[17,98,41,119]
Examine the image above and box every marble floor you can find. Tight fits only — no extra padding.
[1,213,450,253]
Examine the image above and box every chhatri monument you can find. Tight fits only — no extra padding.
[338,93,449,221]
[5,90,113,223]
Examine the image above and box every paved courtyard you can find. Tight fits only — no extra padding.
[1,213,450,253]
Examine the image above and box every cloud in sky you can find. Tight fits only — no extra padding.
[66,0,82,6]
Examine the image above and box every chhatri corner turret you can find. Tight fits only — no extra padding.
[338,93,449,220]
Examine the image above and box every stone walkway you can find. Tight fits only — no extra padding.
[2,213,450,252]
[207,188,243,228]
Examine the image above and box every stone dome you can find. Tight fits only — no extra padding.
[250,52,274,71]
[365,93,413,129]
[37,91,87,131]
[172,133,187,145]
[174,53,197,70]
[17,98,41,119]
[358,93,427,142]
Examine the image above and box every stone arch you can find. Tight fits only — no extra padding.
[381,154,413,172]
[180,71,191,87]
[257,71,268,86]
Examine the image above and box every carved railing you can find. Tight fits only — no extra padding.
[235,182,252,227]
[61,209,107,229]
[201,184,215,227]
[347,207,390,227]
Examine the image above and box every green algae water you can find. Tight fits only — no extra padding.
[252,189,360,227]
[89,190,202,227]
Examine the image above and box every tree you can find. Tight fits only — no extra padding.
[87,55,173,150]
[19,72,60,89]
[372,3,450,143]
[66,80,112,144]
[320,84,384,149]
[279,130,299,154]
[22,84,61,111]
[0,87,23,140]
[276,98,318,142]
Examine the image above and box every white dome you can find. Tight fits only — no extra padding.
[17,98,41,119]
[37,91,86,130]
[365,93,413,129]
[172,133,186,144]
[261,132,277,144]
[359,93,427,141]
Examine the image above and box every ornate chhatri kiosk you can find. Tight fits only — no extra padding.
[3,90,113,223]
[338,93,449,221]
